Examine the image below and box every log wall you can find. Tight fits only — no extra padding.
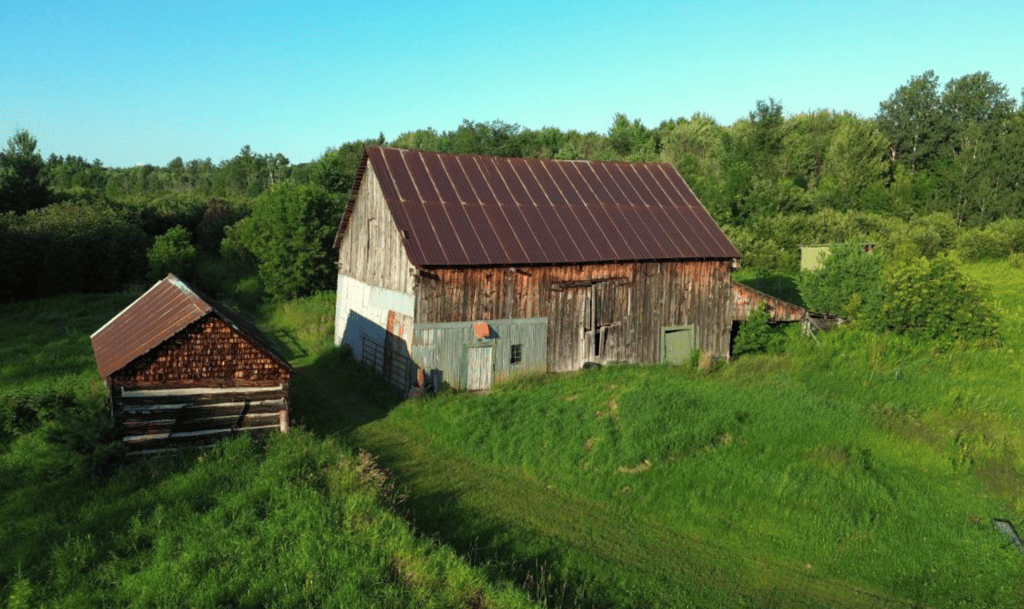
[109,314,291,453]
[414,260,734,372]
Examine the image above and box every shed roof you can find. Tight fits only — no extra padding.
[335,147,741,267]
[91,275,291,379]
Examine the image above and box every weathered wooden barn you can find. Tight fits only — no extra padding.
[334,146,743,390]
[91,274,292,453]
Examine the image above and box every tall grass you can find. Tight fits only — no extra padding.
[1,428,540,608]
[348,260,1024,607]
[0,290,540,608]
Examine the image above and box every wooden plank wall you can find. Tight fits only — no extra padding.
[414,261,734,372]
[732,282,808,323]
[114,385,289,453]
[335,161,417,295]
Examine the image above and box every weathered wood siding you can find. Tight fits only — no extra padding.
[115,385,289,453]
[415,261,734,372]
[732,282,808,323]
[109,315,291,453]
[336,161,416,294]
[111,316,289,389]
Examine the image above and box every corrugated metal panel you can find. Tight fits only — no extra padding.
[335,147,741,267]
[91,274,291,380]
[413,317,548,390]
[91,276,211,379]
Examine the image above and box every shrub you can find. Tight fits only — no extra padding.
[955,227,1011,262]
[868,253,999,347]
[0,202,149,300]
[797,243,884,317]
[147,225,197,281]
[732,303,778,357]
[196,198,249,254]
[0,383,79,434]
[723,225,796,272]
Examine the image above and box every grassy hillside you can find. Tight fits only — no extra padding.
[337,260,1024,608]
[3,259,1024,607]
[0,292,540,609]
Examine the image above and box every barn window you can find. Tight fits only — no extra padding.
[510,344,523,365]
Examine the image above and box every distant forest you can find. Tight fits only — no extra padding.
[2,70,1023,301]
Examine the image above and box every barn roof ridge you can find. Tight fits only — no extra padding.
[91,274,291,380]
[334,146,741,267]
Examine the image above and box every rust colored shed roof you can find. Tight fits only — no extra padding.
[335,147,741,266]
[91,275,291,380]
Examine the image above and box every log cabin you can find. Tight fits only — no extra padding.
[91,274,292,453]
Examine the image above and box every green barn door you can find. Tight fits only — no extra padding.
[661,326,696,365]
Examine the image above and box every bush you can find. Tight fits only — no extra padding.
[147,225,197,281]
[723,225,796,272]
[0,202,149,301]
[228,181,343,300]
[955,227,1011,262]
[732,303,780,357]
[0,383,79,434]
[868,253,999,347]
[196,198,249,254]
[797,243,884,317]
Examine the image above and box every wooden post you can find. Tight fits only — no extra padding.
[279,409,290,433]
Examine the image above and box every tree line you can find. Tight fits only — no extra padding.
[1,69,1022,302]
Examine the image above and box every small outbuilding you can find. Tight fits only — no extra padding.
[91,274,292,453]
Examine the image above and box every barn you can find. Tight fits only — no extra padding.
[334,146,743,390]
[91,274,293,453]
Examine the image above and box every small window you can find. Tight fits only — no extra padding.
[510,344,523,365]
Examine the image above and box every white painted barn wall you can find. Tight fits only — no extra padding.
[335,274,415,361]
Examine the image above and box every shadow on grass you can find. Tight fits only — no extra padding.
[266,327,308,361]
[289,347,407,436]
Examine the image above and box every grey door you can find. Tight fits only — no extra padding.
[464,344,494,390]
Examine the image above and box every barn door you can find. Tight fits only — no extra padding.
[463,343,494,391]
[587,280,627,363]
[661,325,696,365]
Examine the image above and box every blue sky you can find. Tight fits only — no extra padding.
[3,1,1022,168]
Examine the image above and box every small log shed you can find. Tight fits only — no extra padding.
[91,274,293,453]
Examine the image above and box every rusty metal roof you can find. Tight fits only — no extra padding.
[337,147,745,266]
[335,146,741,266]
[91,275,291,379]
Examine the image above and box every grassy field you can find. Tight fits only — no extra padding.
[0,292,540,609]
[337,260,1024,608]
[3,259,1024,607]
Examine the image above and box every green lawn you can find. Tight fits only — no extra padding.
[3,259,1024,607]
[327,260,1024,608]
[0,291,539,609]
